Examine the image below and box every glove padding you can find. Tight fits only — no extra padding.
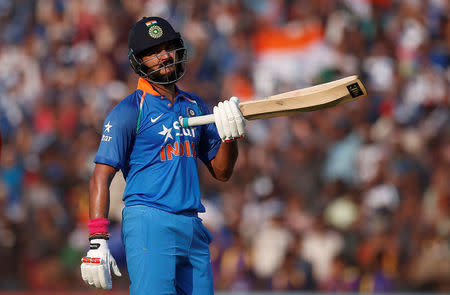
[81,238,121,289]
[213,96,246,142]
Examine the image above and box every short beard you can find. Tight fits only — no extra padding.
[146,60,185,85]
[148,68,177,84]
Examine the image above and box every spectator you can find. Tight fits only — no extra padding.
[301,214,344,283]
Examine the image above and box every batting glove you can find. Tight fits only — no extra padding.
[213,96,246,142]
[81,238,121,290]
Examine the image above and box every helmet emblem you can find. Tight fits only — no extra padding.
[148,25,163,39]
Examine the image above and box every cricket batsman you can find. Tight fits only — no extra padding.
[80,16,246,294]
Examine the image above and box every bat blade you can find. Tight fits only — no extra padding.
[179,75,367,127]
[239,75,366,120]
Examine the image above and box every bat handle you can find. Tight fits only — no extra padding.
[179,114,215,127]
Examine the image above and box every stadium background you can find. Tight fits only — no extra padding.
[0,0,449,293]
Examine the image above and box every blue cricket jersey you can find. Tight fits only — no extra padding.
[94,78,221,213]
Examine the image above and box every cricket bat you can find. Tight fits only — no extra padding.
[179,75,367,128]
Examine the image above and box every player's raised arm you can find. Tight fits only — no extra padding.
[208,96,245,181]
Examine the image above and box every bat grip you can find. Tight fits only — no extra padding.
[179,114,215,127]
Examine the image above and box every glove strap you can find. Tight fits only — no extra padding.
[89,233,111,240]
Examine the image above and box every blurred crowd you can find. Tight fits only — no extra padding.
[0,0,449,292]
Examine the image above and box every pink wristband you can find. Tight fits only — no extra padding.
[88,218,109,235]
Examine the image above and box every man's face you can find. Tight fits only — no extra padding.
[141,40,180,82]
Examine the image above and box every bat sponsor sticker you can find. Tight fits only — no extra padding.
[347,83,364,98]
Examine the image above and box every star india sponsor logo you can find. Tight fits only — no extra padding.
[102,121,113,142]
[158,121,196,143]
[158,121,197,161]
[102,135,112,142]
[104,121,113,132]
[158,124,173,142]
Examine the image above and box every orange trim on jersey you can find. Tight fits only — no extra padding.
[137,78,161,96]
[136,91,147,133]
[183,96,196,103]
[140,92,146,108]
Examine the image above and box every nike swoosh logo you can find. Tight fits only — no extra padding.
[151,114,163,123]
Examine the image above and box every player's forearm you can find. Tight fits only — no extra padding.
[210,141,238,181]
[89,179,110,219]
[89,164,116,219]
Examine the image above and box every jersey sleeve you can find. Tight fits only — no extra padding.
[94,94,139,170]
[195,98,221,165]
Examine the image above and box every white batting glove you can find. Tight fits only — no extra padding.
[213,96,246,142]
[81,238,121,290]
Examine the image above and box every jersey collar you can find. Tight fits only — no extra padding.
[137,78,161,96]
[137,78,183,97]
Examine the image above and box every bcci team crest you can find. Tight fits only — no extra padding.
[186,107,196,117]
[148,25,163,38]
[145,20,163,39]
